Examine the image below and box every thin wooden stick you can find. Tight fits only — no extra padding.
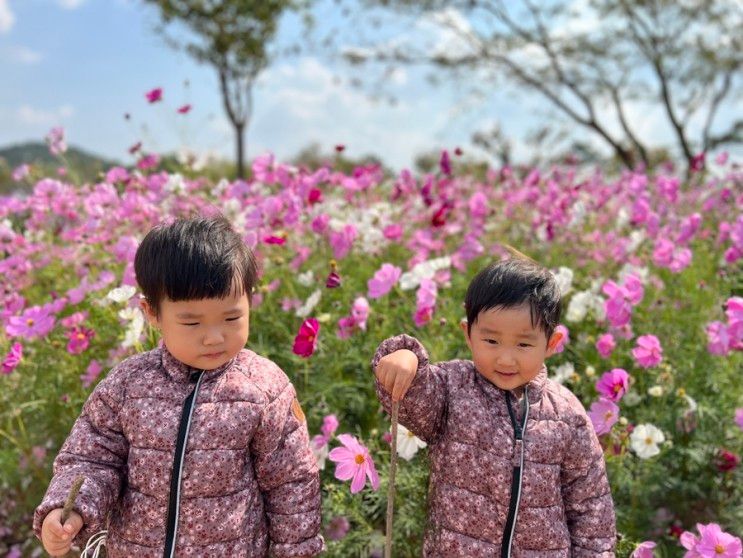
[385,400,400,558]
[60,476,84,525]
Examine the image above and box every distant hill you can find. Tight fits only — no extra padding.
[0,142,120,194]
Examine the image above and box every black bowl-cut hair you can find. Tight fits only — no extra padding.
[464,258,562,341]
[134,215,258,316]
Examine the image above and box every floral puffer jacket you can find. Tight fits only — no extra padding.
[373,335,616,557]
[34,346,323,557]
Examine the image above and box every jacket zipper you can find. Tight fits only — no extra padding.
[163,370,204,558]
[501,386,529,558]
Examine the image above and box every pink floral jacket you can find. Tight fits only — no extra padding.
[373,335,616,557]
[34,346,323,557]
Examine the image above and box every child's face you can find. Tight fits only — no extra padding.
[461,303,562,391]
[142,291,250,370]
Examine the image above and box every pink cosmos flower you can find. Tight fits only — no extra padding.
[681,523,742,558]
[604,295,632,328]
[715,151,729,165]
[12,164,30,182]
[706,321,731,356]
[293,318,319,358]
[726,297,743,341]
[2,342,22,374]
[414,278,437,327]
[66,326,95,354]
[321,414,339,439]
[177,104,191,114]
[715,449,740,473]
[80,360,103,388]
[325,516,350,541]
[588,398,619,436]
[337,316,356,340]
[632,335,663,368]
[631,541,656,558]
[263,235,287,245]
[383,224,404,241]
[596,333,616,358]
[736,408,743,431]
[311,214,330,234]
[6,306,56,340]
[326,271,342,288]
[351,297,370,330]
[329,224,358,259]
[45,127,67,156]
[690,152,705,172]
[595,368,630,402]
[368,263,402,299]
[145,87,163,103]
[328,433,380,494]
[137,153,160,171]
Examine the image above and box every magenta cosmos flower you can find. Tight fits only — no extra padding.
[596,333,616,358]
[145,87,163,103]
[2,342,22,374]
[595,368,630,402]
[6,306,56,340]
[328,433,380,494]
[736,408,743,431]
[292,318,319,358]
[632,335,663,368]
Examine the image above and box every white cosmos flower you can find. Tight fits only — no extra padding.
[120,308,145,348]
[551,266,574,296]
[107,285,136,303]
[312,443,329,470]
[565,290,604,323]
[396,424,427,460]
[630,424,665,459]
[297,271,315,287]
[550,361,575,385]
[296,289,321,318]
[164,173,186,194]
[399,256,451,290]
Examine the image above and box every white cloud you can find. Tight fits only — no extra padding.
[17,104,75,125]
[57,0,87,9]
[2,45,43,64]
[0,0,15,33]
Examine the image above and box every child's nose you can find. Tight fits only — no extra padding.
[496,349,517,366]
[203,328,224,345]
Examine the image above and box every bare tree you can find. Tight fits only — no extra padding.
[340,0,742,172]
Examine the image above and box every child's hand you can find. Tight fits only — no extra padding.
[41,508,83,556]
[375,349,418,401]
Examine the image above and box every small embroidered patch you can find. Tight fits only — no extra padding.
[291,398,306,423]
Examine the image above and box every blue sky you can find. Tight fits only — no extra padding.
[0,0,738,170]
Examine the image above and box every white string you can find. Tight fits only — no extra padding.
[80,530,107,558]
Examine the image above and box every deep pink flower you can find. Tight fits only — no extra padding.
[263,235,287,245]
[368,263,402,299]
[6,306,56,340]
[137,153,160,170]
[308,188,323,205]
[326,271,341,288]
[726,297,743,341]
[690,152,705,172]
[631,541,656,558]
[66,326,95,354]
[596,333,616,359]
[145,87,163,103]
[293,318,319,358]
[176,104,191,114]
[439,149,452,175]
[715,449,740,473]
[632,335,663,368]
[311,214,330,234]
[351,297,369,330]
[588,398,619,436]
[1,342,22,374]
[595,368,630,402]
[336,316,356,339]
[328,433,380,494]
[383,224,404,241]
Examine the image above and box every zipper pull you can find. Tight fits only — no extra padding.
[512,439,523,467]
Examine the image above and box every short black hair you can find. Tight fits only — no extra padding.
[464,258,562,340]
[134,215,258,316]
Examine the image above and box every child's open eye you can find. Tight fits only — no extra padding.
[483,339,498,345]
[518,343,534,348]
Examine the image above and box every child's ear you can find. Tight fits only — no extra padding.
[139,298,159,326]
[545,331,564,357]
[460,319,473,350]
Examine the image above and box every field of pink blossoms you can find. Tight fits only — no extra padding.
[1,135,741,556]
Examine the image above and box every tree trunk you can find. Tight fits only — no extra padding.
[235,122,245,179]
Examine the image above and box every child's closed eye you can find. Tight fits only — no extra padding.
[226,317,241,322]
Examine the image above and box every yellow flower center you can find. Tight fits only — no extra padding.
[645,437,653,445]
[604,411,614,420]
[715,544,724,554]
[77,332,87,340]
[407,431,415,438]
[613,384,621,394]
[26,318,35,326]
[355,454,365,465]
